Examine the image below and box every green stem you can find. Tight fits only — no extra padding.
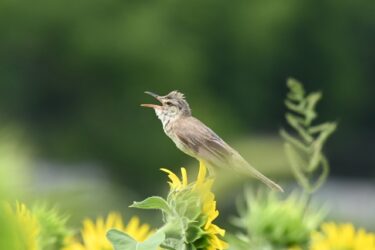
[303,191,312,218]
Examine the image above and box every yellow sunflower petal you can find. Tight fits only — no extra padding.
[208,224,226,237]
[6,202,40,250]
[161,168,182,189]
[126,216,140,236]
[311,222,375,250]
[64,213,153,250]
[196,161,207,187]
[181,167,188,187]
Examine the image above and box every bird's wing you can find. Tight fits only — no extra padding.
[174,117,284,192]
[173,117,234,166]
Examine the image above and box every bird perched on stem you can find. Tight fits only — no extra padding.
[141,90,283,192]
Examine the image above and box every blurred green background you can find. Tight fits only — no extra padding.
[0,0,374,228]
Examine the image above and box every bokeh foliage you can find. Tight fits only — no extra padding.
[229,191,325,250]
[0,0,374,191]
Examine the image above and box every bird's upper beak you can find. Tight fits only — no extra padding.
[141,91,162,109]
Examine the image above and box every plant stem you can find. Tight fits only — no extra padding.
[303,190,312,218]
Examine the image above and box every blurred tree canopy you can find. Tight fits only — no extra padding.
[0,0,374,189]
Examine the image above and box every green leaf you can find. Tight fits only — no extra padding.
[107,229,165,250]
[140,230,166,250]
[107,230,137,250]
[130,196,172,213]
[287,78,305,100]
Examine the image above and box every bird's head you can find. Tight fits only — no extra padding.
[141,90,191,124]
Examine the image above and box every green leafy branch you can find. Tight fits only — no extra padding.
[280,78,337,193]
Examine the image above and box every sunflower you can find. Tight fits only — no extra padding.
[160,161,228,250]
[310,222,375,250]
[4,202,41,250]
[64,212,152,250]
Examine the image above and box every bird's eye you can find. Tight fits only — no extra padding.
[165,101,173,106]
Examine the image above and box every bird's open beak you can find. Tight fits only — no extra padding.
[141,91,162,109]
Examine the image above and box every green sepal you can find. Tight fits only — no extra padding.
[107,229,165,250]
[186,223,205,243]
[191,235,211,249]
[130,196,172,214]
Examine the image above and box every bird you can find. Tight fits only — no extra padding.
[141,90,283,192]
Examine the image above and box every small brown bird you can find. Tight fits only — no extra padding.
[141,90,283,192]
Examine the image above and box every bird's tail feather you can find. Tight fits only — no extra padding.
[246,164,284,192]
[233,158,284,192]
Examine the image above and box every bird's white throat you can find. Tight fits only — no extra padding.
[155,108,176,129]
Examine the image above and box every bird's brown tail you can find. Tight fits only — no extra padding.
[248,165,284,192]
[234,160,284,192]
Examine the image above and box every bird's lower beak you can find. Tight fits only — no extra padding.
[141,103,161,109]
[141,91,162,109]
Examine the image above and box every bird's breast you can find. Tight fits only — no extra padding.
[162,119,173,135]
[163,125,195,157]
